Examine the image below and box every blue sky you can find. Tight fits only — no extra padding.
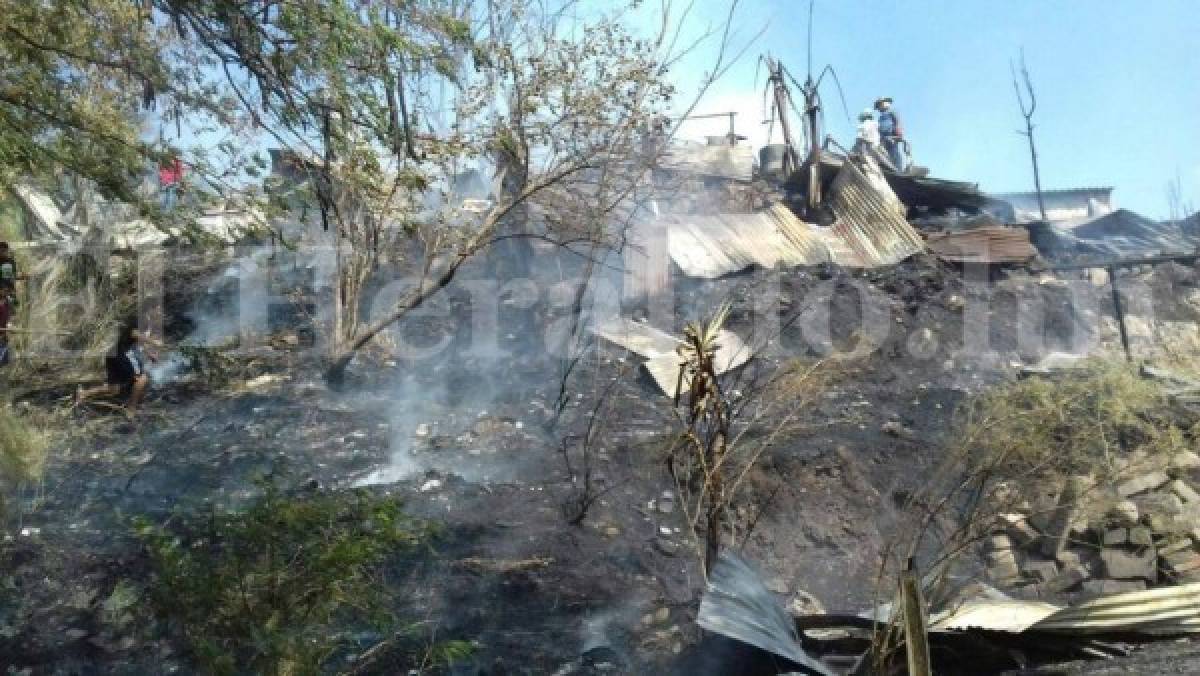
[671,0,1200,218]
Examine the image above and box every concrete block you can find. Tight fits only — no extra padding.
[1106,500,1139,528]
[1160,550,1200,575]
[1021,559,1059,583]
[986,548,1020,582]
[1000,513,1041,549]
[987,533,1014,552]
[1080,579,1146,597]
[1102,528,1128,546]
[1129,526,1154,547]
[1101,547,1157,581]
[1042,564,1088,593]
[1170,451,1200,475]
[1170,480,1200,504]
[1117,472,1171,498]
[1148,513,1192,535]
[1158,538,1194,556]
[1134,491,1184,516]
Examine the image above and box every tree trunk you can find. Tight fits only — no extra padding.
[1026,122,1047,221]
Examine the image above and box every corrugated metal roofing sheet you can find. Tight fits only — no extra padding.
[590,317,754,397]
[925,226,1038,264]
[931,582,1200,636]
[663,159,925,278]
[1032,582,1200,635]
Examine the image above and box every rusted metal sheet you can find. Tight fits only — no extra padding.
[663,159,925,278]
[925,226,1038,264]
[824,158,927,267]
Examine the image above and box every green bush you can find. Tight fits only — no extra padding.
[136,483,427,675]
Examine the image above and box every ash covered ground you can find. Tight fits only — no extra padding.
[3,249,1200,675]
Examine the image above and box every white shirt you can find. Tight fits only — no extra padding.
[857,119,880,146]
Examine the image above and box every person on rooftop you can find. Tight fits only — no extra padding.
[874,96,906,172]
[158,154,184,211]
[855,109,880,154]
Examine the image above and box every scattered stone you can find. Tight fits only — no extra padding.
[654,537,679,557]
[1002,514,1041,549]
[1081,579,1146,596]
[653,607,670,623]
[986,548,1020,582]
[1042,565,1088,593]
[419,479,442,492]
[1170,452,1200,475]
[603,525,620,537]
[657,492,676,514]
[1170,480,1200,504]
[414,423,431,437]
[1101,547,1157,581]
[1160,550,1200,575]
[1129,526,1154,547]
[942,294,965,311]
[1107,500,1140,528]
[1158,538,1194,556]
[881,421,914,439]
[1117,472,1171,498]
[987,534,1014,552]
[787,590,826,617]
[1135,492,1185,518]
[1021,559,1058,583]
[1102,529,1128,546]
[1055,550,1082,568]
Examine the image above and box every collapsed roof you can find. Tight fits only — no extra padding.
[660,157,925,279]
[1030,208,1198,260]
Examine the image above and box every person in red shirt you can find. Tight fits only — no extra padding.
[158,155,184,210]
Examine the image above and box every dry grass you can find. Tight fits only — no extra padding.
[957,359,1185,482]
[880,359,1190,585]
[9,250,127,383]
[0,405,50,526]
[866,359,1194,670]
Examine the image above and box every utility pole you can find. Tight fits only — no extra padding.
[1012,50,1047,222]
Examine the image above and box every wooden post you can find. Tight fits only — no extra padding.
[1108,265,1133,362]
[899,559,932,676]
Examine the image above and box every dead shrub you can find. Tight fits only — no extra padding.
[879,359,1193,608]
[868,360,1195,671]
[0,405,50,525]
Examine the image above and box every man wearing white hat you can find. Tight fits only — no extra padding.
[855,109,880,154]
[874,96,906,171]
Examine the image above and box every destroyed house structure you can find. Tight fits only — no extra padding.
[992,186,1114,223]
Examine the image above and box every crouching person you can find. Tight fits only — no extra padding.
[77,322,157,412]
